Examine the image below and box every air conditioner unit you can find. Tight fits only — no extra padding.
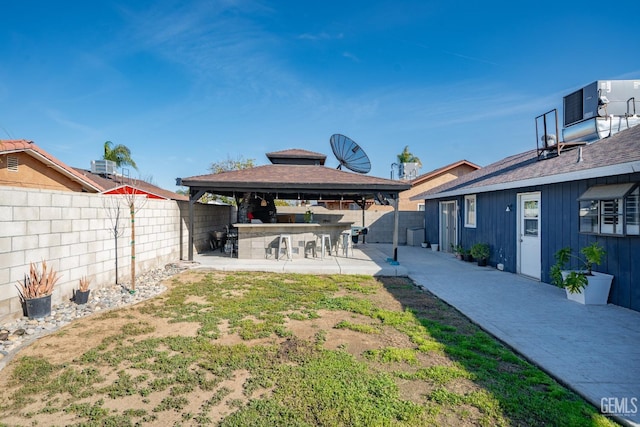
[91,159,117,175]
[399,162,420,180]
[563,80,640,127]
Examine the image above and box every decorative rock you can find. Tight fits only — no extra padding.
[0,262,192,371]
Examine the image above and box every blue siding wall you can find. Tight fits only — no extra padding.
[461,191,520,271]
[424,201,439,246]
[423,171,640,312]
[543,174,640,311]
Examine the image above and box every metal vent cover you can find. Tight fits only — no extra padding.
[7,156,18,171]
[563,88,584,127]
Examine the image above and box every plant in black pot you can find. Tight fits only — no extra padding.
[16,260,60,319]
[470,243,490,266]
[550,242,613,305]
[75,276,91,305]
[451,244,464,259]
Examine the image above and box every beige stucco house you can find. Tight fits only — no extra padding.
[0,140,102,192]
[398,160,480,211]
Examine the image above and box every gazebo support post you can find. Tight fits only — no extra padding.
[392,193,399,262]
[361,196,366,244]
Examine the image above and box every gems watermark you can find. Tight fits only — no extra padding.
[601,397,638,417]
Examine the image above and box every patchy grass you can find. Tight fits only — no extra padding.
[0,272,617,426]
[334,320,381,334]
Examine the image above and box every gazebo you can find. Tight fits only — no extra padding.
[178,149,411,261]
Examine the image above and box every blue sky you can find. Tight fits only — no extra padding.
[1,1,638,191]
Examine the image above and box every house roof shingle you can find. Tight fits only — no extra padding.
[1,139,103,192]
[412,125,640,200]
[0,139,186,200]
[73,168,188,201]
[409,160,481,186]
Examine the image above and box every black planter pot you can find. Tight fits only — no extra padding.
[75,289,91,305]
[25,294,52,319]
[464,254,473,262]
[477,258,487,267]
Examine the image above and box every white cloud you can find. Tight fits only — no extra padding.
[298,32,344,41]
[342,52,360,62]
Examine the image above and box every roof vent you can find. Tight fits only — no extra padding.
[91,159,117,175]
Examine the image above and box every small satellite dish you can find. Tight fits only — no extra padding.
[541,133,557,147]
[329,134,371,174]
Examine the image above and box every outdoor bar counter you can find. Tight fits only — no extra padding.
[234,222,354,259]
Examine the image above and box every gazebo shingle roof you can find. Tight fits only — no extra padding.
[266,148,326,160]
[181,164,410,198]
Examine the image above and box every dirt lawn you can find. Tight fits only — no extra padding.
[0,271,612,427]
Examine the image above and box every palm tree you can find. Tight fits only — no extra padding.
[103,141,138,170]
[396,145,422,167]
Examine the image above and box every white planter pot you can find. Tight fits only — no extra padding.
[431,244,439,252]
[421,243,428,248]
[562,271,613,305]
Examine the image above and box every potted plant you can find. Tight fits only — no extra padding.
[449,243,462,259]
[462,248,473,262]
[421,241,429,248]
[470,243,490,266]
[75,276,91,305]
[550,242,613,305]
[303,209,314,223]
[16,260,60,319]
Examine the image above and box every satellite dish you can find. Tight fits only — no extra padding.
[329,134,371,174]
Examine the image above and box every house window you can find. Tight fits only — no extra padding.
[417,203,425,211]
[578,183,639,236]
[464,195,476,228]
[7,156,18,172]
[626,186,639,235]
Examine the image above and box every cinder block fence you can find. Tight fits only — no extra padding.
[1,187,423,322]
[0,187,232,323]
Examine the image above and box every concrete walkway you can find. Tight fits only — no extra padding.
[195,244,640,426]
[194,243,409,276]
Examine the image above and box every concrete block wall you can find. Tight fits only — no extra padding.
[0,187,230,323]
[330,209,425,244]
[189,202,236,253]
[276,206,425,244]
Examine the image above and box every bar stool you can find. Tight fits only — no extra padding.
[340,231,352,257]
[277,234,292,261]
[318,234,332,259]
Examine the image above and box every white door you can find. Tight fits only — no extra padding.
[439,201,457,253]
[518,192,541,279]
